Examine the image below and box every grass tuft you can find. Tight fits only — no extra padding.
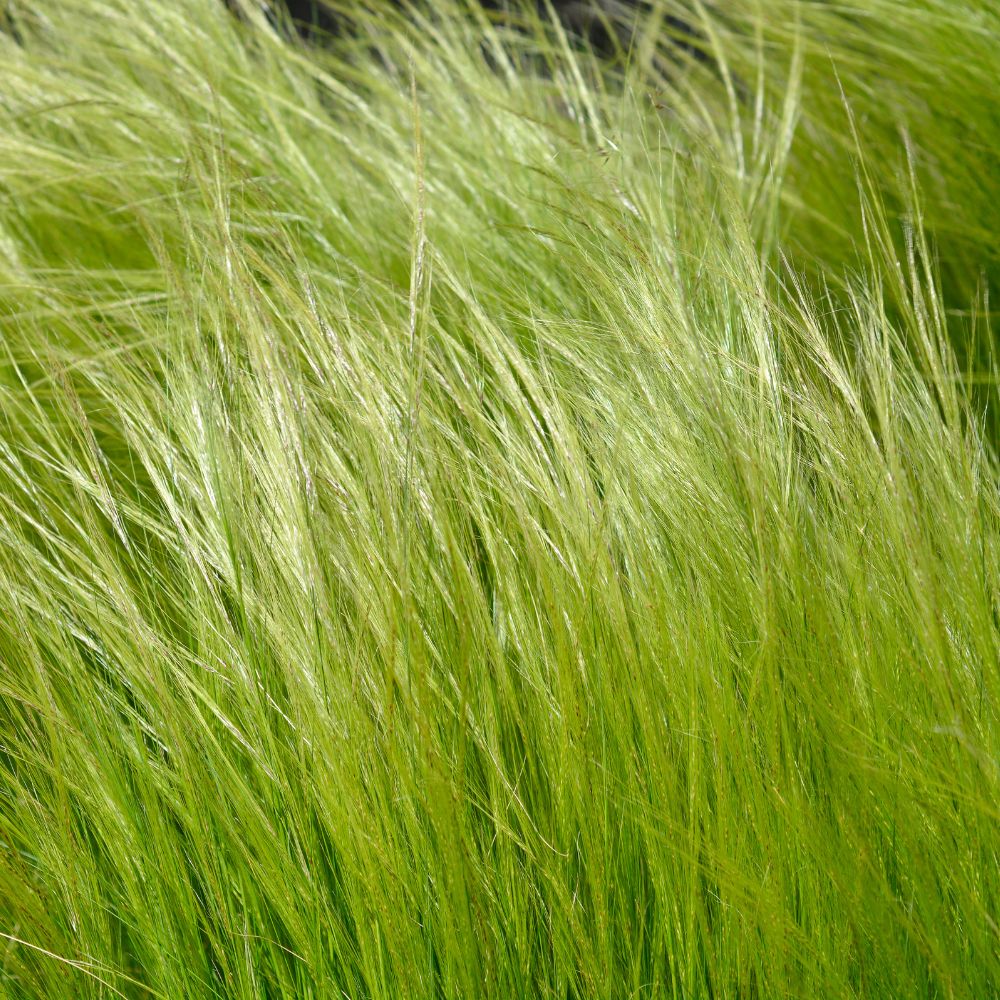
[0,2,998,997]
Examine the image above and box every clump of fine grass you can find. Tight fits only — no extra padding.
[0,1,997,997]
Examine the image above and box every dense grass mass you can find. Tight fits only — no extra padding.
[1,1,999,996]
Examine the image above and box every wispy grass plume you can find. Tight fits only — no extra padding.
[0,2,997,997]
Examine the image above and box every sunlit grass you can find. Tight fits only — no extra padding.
[0,2,997,997]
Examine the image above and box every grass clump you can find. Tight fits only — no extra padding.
[0,1,998,997]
